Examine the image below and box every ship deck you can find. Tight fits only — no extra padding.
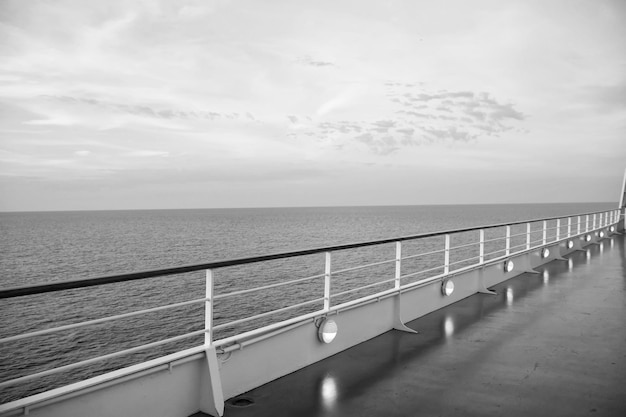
[215,233,626,417]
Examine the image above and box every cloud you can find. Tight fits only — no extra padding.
[296,56,336,67]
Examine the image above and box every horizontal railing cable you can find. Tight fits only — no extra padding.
[331,258,396,275]
[212,298,324,331]
[0,296,211,344]
[214,273,325,300]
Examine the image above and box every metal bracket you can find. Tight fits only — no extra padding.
[392,294,418,333]
[200,346,225,417]
[524,270,540,274]
[478,268,497,295]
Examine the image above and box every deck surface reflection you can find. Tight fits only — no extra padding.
[219,234,626,417]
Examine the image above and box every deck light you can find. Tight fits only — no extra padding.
[585,234,591,242]
[318,318,338,344]
[504,260,514,273]
[599,231,605,238]
[541,248,550,258]
[609,226,615,233]
[567,240,574,249]
[441,279,455,296]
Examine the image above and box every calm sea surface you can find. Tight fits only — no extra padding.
[0,203,615,402]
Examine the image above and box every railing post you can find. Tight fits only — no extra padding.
[395,241,402,290]
[324,252,332,311]
[542,221,547,245]
[526,223,531,250]
[586,215,589,232]
[567,217,571,238]
[479,229,485,264]
[505,226,511,256]
[444,234,450,275]
[556,219,560,241]
[578,216,581,235]
[205,269,214,346]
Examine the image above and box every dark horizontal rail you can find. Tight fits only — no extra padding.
[0,208,617,299]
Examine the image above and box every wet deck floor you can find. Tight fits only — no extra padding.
[216,234,626,417]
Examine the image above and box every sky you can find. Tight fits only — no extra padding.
[0,0,625,211]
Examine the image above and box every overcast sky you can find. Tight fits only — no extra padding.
[1,0,625,211]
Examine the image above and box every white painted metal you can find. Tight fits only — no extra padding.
[0,296,212,345]
[567,217,571,238]
[556,219,560,241]
[444,234,450,275]
[479,229,485,264]
[205,269,214,346]
[505,226,511,256]
[333,258,395,275]
[395,242,402,290]
[526,223,531,250]
[213,298,324,331]
[215,273,325,299]
[402,247,445,260]
[324,252,332,311]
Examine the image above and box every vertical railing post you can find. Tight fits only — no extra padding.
[505,226,511,256]
[205,269,214,346]
[578,216,581,235]
[542,221,547,245]
[586,215,589,232]
[444,234,450,275]
[556,219,561,242]
[395,241,402,290]
[479,229,485,264]
[567,217,571,238]
[324,252,332,311]
[526,223,531,250]
[593,214,596,230]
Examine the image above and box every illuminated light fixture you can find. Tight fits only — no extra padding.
[541,248,550,258]
[567,240,574,249]
[585,234,592,242]
[599,231,605,238]
[609,226,615,233]
[441,279,455,296]
[504,259,514,273]
[318,318,338,344]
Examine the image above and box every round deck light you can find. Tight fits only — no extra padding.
[318,318,338,344]
[541,248,550,258]
[585,234,592,242]
[609,225,615,233]
[441,279,455,296]
[566,240,574,249]
[599,231,605,238]
[504,260,514,273]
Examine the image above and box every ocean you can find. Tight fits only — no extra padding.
[0,202,615,402]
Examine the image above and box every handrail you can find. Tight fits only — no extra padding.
[0,208,615,299]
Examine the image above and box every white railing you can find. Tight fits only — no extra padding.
[0,208,623,403]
